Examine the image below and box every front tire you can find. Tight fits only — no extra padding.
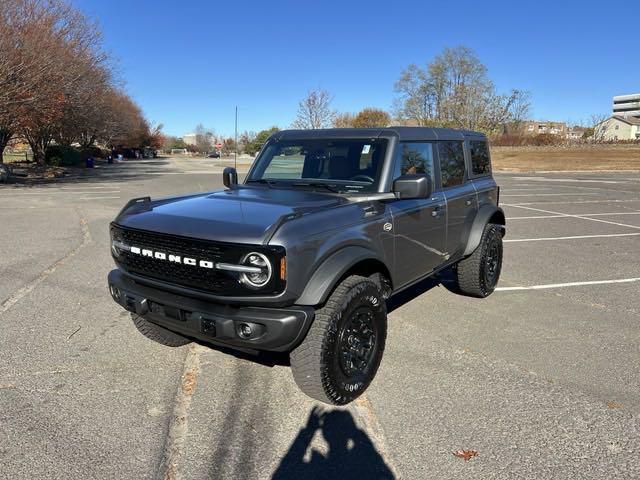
[290,275,387,405]
[456,223,503,298]
[131,313,192,347]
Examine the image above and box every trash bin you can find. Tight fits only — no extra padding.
[85,157,94,168]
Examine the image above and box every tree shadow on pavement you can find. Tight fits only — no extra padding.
[271,407,395,479]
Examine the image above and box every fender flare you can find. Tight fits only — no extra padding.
[463,205,506,256]
[296,246,386,306]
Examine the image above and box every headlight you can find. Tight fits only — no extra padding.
[239,252,272,288]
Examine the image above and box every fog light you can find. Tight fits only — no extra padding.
[109,285,121,301]
[238,323,252,339]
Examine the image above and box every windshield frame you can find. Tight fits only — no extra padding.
[245,136,394,194]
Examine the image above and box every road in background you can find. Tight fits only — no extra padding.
[1,157,638,479]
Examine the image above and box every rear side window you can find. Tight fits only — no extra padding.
[469,140,491,176]
[437,141,465,188]
[398,142,434,181]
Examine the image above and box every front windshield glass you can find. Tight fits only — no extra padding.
[247,138,388,193]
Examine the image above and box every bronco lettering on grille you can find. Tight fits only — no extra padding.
[128,244,214,269]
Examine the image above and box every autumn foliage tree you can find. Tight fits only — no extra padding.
[0,0,162,164]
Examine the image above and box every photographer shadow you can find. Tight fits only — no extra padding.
[272,407,395,479]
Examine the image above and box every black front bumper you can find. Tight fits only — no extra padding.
[108,269,314,352]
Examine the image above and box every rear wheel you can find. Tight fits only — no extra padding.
[131,313,192,347]
[290,275,387,405]
[456,223,503,298]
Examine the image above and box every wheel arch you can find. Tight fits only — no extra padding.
[296,246,392,306]
[462,205,506,257]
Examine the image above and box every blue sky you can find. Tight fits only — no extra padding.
[75,0,635,137]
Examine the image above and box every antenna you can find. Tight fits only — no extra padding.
[234,106,238,170]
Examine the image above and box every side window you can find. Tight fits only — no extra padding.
[437,141,465,188]
[469,140,491,176]
[398,142,434,181]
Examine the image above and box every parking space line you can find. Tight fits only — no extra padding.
[507,199,640,206]
[496,277,640,291]
[505,232,640,242]
[501,193,600,197]
[507,212,640,220]
[504,204,640,230]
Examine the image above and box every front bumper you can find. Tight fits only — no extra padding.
[107,269,314,352]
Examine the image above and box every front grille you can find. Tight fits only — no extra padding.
[111,225,284,296]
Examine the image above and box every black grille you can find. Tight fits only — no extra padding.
[111,225,284,295]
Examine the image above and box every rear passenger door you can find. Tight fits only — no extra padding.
[436,141,478,259]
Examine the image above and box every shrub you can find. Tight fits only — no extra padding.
[45,145,82,166]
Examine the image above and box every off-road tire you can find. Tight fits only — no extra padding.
[456,222,503,298]
[290,275,387,405]
[131,313,191,347]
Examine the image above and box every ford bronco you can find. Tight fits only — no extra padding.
[108,127,505,405]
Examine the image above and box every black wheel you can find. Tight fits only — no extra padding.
[290,275,387,405]
[131,313,192,347]
[456,223,503,298]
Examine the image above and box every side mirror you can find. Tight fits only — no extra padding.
[393,174,432,199]
[223,167,238,189]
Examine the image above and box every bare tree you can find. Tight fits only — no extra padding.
[291,89,335,129]
[394,46,530,135]
[194,124,214,153]
[590,113,610,143]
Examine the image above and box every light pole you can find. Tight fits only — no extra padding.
[234,106,238,170]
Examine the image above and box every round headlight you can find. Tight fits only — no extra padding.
[240,252,272,288]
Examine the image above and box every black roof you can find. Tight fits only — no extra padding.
[273,126,486,142]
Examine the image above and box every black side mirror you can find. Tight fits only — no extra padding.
[393,174,432,199]
[223,167,238,189]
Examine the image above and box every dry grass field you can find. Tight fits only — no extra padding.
[492,145,640,172]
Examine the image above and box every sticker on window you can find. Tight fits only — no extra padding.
[361,145,371,154]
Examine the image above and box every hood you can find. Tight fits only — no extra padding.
[115,186,350,244]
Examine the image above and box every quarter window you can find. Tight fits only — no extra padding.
[469,140,491,176]
[437,141,466,187]
[398,142,434,181]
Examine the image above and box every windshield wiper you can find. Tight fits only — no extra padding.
[247,179,276,188]
[291,182,341,193]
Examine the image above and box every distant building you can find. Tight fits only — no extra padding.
[613,93,640,119]
[595,116,640,141]
[182,133,197,146]
[566,126,587,140]
[520,121,567,136]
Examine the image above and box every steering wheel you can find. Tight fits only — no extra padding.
[349,174,375,183]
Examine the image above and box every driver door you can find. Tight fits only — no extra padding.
[388,142,447,286]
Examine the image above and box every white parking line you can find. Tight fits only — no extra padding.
[505,232,640,242]
[507,199,640,206]
[504,204,640,230]
[507,212,640,220]
[78,196,121,200]
[512,177,634,184]
[0,190,120,196]
[501,193,600,197]
[496,277,640,291]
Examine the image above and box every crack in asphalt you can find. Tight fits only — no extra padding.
[0,207,90,314]
[158,343,206,480]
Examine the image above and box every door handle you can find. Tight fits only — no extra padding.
[465,199,473,207]
[431,204,445,217]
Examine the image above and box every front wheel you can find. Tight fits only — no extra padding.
[290,275,387,405]
[456,223,503,298]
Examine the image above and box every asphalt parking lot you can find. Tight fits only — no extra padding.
[1,157,639,479]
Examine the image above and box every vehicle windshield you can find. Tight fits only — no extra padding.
[247,138,388,193]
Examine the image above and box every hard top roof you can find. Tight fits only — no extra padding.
[273,126,487,142]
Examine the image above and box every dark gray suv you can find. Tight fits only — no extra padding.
[107,127,505,405]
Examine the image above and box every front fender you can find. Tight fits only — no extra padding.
[463,205,506,256]
[296,246,385,306]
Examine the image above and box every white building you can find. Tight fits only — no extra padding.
[182,133,197,146]
[613,93,640,119]
[595,116,640,141]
